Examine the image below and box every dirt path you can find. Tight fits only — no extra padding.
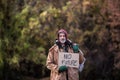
[40,77,49,80]
[23,77,49,80]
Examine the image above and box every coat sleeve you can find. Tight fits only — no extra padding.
[79,58,86,72]
[79,49,85,64]
[46,48,59,73]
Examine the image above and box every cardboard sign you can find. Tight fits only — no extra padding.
[58,52,79,68]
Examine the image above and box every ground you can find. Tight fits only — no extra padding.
[23,77,50,80]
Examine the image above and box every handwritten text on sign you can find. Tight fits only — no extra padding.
[58,52,79,68]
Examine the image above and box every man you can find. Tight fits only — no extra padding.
[46,29,85,80]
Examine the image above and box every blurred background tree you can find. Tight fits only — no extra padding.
[0,0,120,80]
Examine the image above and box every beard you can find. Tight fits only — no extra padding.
[59,39,66,44]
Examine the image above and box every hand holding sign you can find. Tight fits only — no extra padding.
[58,66,67,73]
[73,43,79,53]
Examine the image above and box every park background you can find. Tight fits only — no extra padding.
[0,0,120,80]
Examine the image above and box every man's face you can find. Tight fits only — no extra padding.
[58,33,66,44]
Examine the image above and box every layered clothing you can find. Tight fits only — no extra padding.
[46,44,84,80]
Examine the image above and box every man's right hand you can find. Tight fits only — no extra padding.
[58,66,67,73]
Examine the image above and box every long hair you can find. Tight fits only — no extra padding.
[55,39,73,52]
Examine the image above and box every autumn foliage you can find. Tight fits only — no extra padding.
[0,0,120,80]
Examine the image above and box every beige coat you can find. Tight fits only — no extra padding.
[46,44,84,80]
